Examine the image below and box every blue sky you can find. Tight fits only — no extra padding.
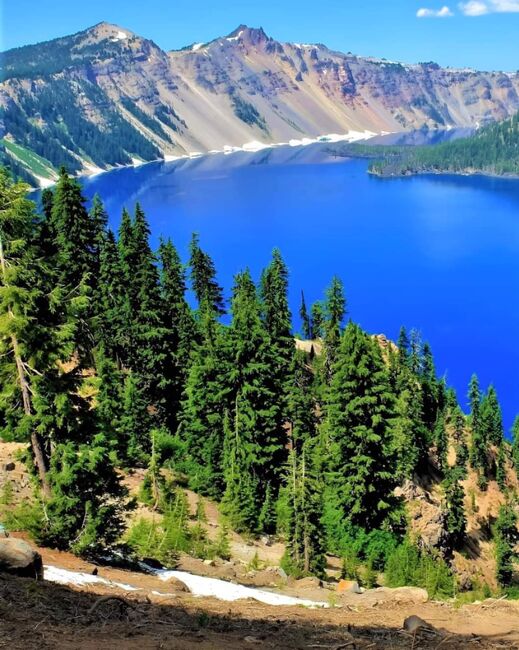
[2,0,519,71]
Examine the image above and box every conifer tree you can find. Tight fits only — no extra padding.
[443,468,466,550]
[512,416,519,478]
[453,407,469,477]
[434,411,448,472]
[50,167,97,292]
[469,374,487,474]
[323,276,346,381]
[495,502,519,587]
[299,290,312,339]
[188,233,225,314]
[326,322,398,531]
[480,385,504,447]
[178,311,228,497]
[397,326,410,367]
[496,442,507,491]
[98,229,131,364]
[221,270,287,533]
[158,238,196,432]
[310,301,325,338]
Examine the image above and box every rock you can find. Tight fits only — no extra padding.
[457,572,473,592]
[203,559,216,566]
[376,587,428,604]
[0,538,43,580]
[260,535,273,547]
[1,462,15,472]
[403,615,431,633]
[163,576,190,592]
[244,637,262,644]
[337,579,362,594]
[294,576,323,589]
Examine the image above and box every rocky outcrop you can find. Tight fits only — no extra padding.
[0,538,44,580]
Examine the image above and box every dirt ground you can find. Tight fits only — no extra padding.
[2,542,519,650]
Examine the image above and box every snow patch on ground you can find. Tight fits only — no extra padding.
[155,569,328,608]
[44,565,139,592]
[192,43,204,51]
[34,175,55,189]
[226,31,243,43]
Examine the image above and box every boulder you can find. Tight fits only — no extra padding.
[337,579,362,594]
[0,538,43,580]
[163,576,190,592]
[1,462,15,472]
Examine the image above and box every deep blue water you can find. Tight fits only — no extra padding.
[79,144,519,431]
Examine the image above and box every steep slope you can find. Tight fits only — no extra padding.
[2,22,519,185]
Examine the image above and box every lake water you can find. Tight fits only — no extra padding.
[79,143,519,431]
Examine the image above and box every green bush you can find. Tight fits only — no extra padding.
[385,540,455,599]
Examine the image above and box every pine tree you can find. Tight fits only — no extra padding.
[326,322,398,531]
[178,311,228,497]
[443,468,466,550]
[310,301,325,339]
[50,167,97,292]
[188,233,225,314]
[323,276,346,381]
[480,385,504,447]
[468,374,487,474]
[453,407,469,477]
[299,290,312,339]
[282,442,326,578]
[434,411,448,472]
[98,229,131,363]
[496,442,507,491]
[512,416,519,478]
[495,502,519,588]
[221,270,287,533]
[158,238,196,432]
[397,326,410,367]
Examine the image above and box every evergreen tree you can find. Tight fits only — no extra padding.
[496,442,507,491]
[397,326,410,367]
[323,276,346,381]
[158,238,196,432]
[299,290,312,339]
[178,311,228,497]
[50,167,97,292]
[480,385,504,447]
[468,374,487,474]
[495,502,519,588]
[310,301,325,338]
[512,416,519,478]
[221,270,287,533]
[188,233,225,314]
[98,229,131,363]
[443,468,466,550]
[453,407,469,477]
[325,323,398,531]
[434,411,448,472]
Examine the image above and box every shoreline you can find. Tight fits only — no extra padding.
[29,129,383,192]
[368,167,519,181]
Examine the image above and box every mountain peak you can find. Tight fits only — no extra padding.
[84,22,135,43]
[225,25,269,44]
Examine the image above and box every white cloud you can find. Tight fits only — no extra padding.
[459,0,519,14]
[417,5,454,17]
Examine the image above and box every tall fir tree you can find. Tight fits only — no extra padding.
[480,385,504,447]
[512,416,519,479]
[495,502,519,587]
[443,468,466,551]
[299,290,312,339]
[325,323,398,532]
[188,233,225,315]
[323,276,346,382]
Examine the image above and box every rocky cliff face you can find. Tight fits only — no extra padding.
[2,22,519,185]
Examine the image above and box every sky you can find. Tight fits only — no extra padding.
[1,0,519,71]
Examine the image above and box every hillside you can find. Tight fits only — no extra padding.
[2,22,519,185]
[367,112,519,177]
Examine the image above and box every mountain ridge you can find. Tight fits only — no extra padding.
[2,22,519,186]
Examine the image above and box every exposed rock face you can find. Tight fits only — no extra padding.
[0,538,44,580]
[2,22,519,184]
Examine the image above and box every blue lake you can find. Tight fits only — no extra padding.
[79,143,519,431]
